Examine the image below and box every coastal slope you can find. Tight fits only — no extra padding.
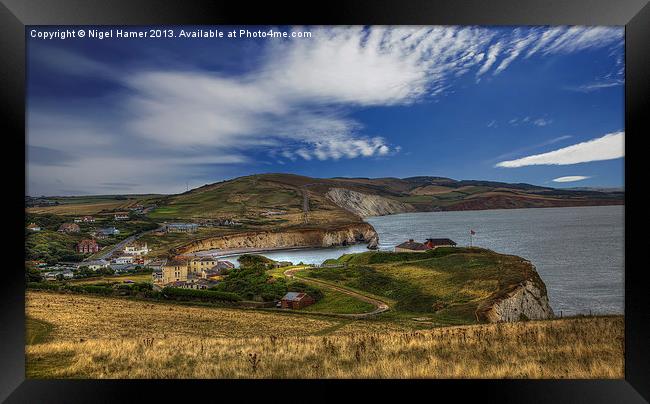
[148,173,624,221]
[308,247,554,323]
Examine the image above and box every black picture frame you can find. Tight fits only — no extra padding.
[2,0,648,402]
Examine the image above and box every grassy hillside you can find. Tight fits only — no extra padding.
[147,173,623,222]
[25,293,623,379]
[304,248,545,324]
[147,174,361,227]
[28,174,623,222]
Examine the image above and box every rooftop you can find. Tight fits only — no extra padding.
[425,238,457,246]
[395,240,429,250]
[282,292,308,301]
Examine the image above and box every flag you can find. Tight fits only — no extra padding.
[470,229,476,235]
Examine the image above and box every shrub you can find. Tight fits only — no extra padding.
[27,282,60,291]
[211,267,287,301]
[237,254,275,268]
[62,284,112,295]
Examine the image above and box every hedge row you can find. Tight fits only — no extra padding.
[162,287,242,302]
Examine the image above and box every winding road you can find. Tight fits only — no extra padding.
[87,227,162,261]
[283,267,389,318]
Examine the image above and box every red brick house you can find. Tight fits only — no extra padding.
[280,292,315,309]
[77,239,100,254]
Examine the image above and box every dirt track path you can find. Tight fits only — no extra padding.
[283,267,389,318]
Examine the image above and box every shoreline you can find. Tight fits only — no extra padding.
[187,243,375,260]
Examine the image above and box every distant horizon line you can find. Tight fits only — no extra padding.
[25,172,625,198]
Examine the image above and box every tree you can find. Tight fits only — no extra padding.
[25,262,42,283]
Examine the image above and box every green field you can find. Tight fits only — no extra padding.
[301,288,375,314]
[301,248,544,324]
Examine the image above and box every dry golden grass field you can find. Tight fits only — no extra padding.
[26,200,141,215]
[26,291,623,379]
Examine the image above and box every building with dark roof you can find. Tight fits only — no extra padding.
[165,223,198,233]
[395,238,457,252]
[424,238,457,248]
[280,292,315,309]
[394,239,430,252]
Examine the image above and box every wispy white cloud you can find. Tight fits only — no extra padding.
[477,42,502,77]
[567,79,624,93]
[533,118,553,127]
[553,175,591,183]
[507,116,553,127]
[495,131,624,168]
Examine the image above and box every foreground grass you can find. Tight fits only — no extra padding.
[26,291,407,342]
[26,316,623,379]
[26,317,54,345]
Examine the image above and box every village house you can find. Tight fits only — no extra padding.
[58,223,80,233]
[77,239,100,254]
[27,260,48,268]
[82,259,110,271]
[111,264,133,273]
[83,216,95,222]
[423,238,457,249]
[165,223,198,233]
[26,223,41,232]
[114,213,130,221]
[170,278,214,290]
[74,217,83,223]
[394,239,429,252]
[280,292,315,309]
[123,242,149,256]
[152,269,163,283]
[97,227,120,236]
[113,256,135,265]
[146,259,166,271]
[188,257,220,274]
[44,269,74,281]
[159,258,189,284]
[201,267,225,281]
[394,238,457,252]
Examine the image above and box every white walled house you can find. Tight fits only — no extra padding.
[123,242,150,256]
[114,256,135,264]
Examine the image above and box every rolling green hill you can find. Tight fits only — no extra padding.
[147,173,623,222]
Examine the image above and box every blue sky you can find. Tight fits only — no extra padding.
[26,26,624,196]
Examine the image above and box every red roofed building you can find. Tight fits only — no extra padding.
[280,292,315,309]
[77,239,100,254]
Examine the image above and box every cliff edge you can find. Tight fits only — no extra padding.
[172,223,378,256]
[476,262,554,322]
[326,188,414,217]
